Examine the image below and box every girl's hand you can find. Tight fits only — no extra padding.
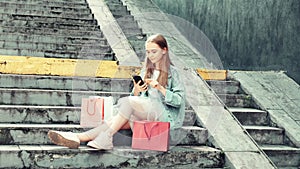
[145,79,159,88]
[133,79,148,95]
[145,79,166,96]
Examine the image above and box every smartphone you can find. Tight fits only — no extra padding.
[132,75,144,85]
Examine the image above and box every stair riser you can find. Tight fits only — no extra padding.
[0,34,107,45]
[0,3,91,13]
[1,10,93,19]
[246,129,284,145]
[264,150,300,167]
[0,90,128,106]
[0,127,207,146]
[0,75,132,92]
[0,49,114,60]
[1,14,96,25]
[2,0,87,4]
[0,146,223,168]
[218,95,253,107]
[0,107,196,126]
[0,26,101,34]
[1,20,99,30]
[207,81,240,94]
[0,1,88,7]
[1,41,111,52]
[232,112,269,126]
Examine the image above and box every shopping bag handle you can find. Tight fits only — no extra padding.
[144,122,159,140]
[86,98,104,118]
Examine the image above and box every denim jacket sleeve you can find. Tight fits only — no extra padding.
[164,68,185,108]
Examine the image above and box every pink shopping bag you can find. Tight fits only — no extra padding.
[80,98,104,128]
[132,121,170,152]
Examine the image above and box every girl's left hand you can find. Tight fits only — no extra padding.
[145,79,167,96]
[145,79,159,89]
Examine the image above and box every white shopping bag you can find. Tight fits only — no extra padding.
[89,96,114,121]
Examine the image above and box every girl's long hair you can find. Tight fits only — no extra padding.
[144,34,173,87]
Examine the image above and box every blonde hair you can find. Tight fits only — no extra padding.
[144,34,173,87]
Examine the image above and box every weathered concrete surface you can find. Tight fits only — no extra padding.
[0,145,223,168]
[0,88,129,106]
[120,0,276,168]
[87,0,141,67]
[230,71,300,147]
[0,74,132,92]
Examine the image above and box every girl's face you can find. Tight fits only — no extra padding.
[146,42,166,65]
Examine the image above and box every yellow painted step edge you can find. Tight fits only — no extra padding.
[196,68,227,80]
[0,55,141,78]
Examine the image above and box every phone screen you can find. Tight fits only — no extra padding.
[132,75,144,85]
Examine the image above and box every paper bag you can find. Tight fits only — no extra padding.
[132,121,170,152]
[80,97,104,127]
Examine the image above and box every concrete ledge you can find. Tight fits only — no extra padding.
[0,55,141,78]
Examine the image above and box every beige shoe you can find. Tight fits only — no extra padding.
[48,130,80,149]
[87,131,113,150]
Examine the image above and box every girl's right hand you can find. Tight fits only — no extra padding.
[133,79,148,95]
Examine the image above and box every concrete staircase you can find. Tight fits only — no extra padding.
[0,73,225,168]
[206,78,300,168]
[0,0,227,167]
[104,0,147,61]
[0,0,114,60]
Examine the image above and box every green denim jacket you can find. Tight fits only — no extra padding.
[131,66,186,129]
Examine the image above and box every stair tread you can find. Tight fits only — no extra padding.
[0,144,220,152]
[228,107,266,113]
[243,125,283,131]
[260,144,300,151]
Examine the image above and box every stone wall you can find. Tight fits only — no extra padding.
[153,0,300,84]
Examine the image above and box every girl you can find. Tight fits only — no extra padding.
[48,34,186,150]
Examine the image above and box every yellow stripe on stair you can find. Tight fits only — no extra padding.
[0,55,141,78]
[196,69,227,80]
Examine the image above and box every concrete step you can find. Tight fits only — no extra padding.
[106,3,131,17]
[0,25,102,37]
[206,80,240,94]
[261,144,300,167]
[0,40,111,52]
[0,13,97,25]
[0,145,224,168]
[0,48,114,60]
[0,105,196,126]
[0,2,91,14]
[0,88,128,106]
[0,19,99,30]
[0,33,107,45]
[0,24,101,34]
[7,0,87,3]
[0,74,132,92]
[217,94,254,107]
[0,124,208,146]
[0,0,88,8]
[228,107,269,126]
[244,125,284,145]
[0,9,93,19]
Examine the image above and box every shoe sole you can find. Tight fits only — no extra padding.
[87,141,113,150]
[48,130,80,149]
